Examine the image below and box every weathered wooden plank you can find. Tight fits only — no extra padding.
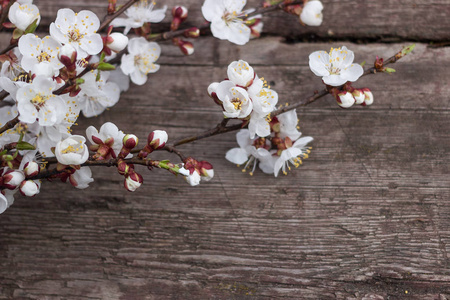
[31,0,450,41]
[1,2,450,296]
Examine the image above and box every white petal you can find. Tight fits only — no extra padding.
[225,148,249,165]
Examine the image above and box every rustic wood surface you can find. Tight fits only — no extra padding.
[1,0,450,299]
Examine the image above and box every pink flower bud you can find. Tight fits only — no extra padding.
[24,161,40,177]
[59,44,77,67]
[361,88,374,106]
[199,161,214,181]
[124,171,143,192]
[172,6,188,20]
[148,130,168,150]
[2,170,25,190]
[117,159,131,176]
[108,32,129,52]
[177,40,194,56]
[352,89,365,105]
[336,91,355,108]
[19,180,40,197]
[171,6,188,31]
[123,134,138,149]
[183,27,200,39]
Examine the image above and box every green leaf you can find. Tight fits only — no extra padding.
[25,18,39,34]
[401,44,415,56]
[384,67,396,73]
[16,141,36,151]
[97,62,116,71]
[360,61,366,67]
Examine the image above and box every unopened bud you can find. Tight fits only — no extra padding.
[2,170,25,190]
[117,159,131,176]
[148,130,168,150]
[108,32,129,52]
[199,161,214,181]
[172,6,188,20]
[24,161,40,177]
[19,180,40,197]
[361,88,374,106]
[123,134,138,149]
[124,171,143,192]
[183,27,200,38]
[352,89,365,105]
[59,44,77,67]
[177,40,194,56]
[300,0,324,26]
[171,6,188,31]
[336,91,355,108]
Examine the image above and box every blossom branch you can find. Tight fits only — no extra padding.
[30,157,178,181]
[99,0,140,32]
[148,0,303,42]
[0,115,19,135]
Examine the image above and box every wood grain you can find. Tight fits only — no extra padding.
[1,0,450,299]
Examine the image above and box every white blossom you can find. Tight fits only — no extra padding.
[69,167,94,189]
[215,80,253,118]
[111,0,167,35]
[202,0,251,45]
[16,76,67,126]
[309,46,363,86]
[277,109,301,141]
[120,37,161,85]
[226,129,274,175]
[18,34,63,76]
[274,137,313,177]
[300,1,323,26]
[227,60,254,87]
[8,2,40,31]
[79,71,121,117]
[55,135,89,165]
[49,9,103,58]
[86,122,125,158]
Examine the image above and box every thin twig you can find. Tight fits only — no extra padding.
[0,115,19,135]
[99,0,139,32]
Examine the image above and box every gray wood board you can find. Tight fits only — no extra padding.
[1,0,450,299]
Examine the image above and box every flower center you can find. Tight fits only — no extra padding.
[62,141,83,154]
[68,28,84,42]
[231,98,242,110]
[222,10,239,24]
[134,54,156,75]
[37,51,51,63]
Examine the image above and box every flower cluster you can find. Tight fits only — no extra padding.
[309,46,373,108]
[226,110,313,177]
[0,0,408,216]
[208,60,279,138]
[207,60,313,176]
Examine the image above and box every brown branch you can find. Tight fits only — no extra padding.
[99,0,139,32]
[0,115,19,135]
[30,157,172,180]
[170,47,412,147]
[0,90,9,101]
